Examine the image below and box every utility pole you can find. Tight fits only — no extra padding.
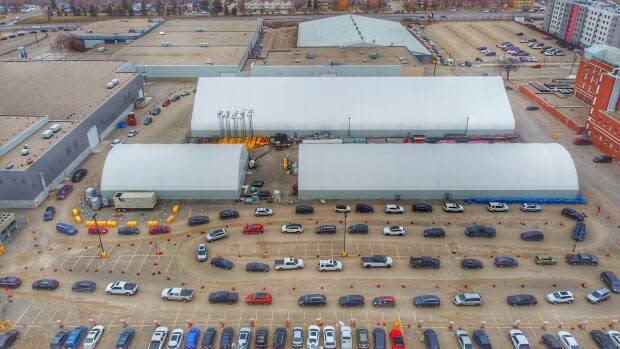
[92,213,108,258]
[341,212,348,257]
[569,51,579,76]
[347,117,351,137]
[465,116,470,136]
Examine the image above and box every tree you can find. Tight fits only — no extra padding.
[306,0,311,11]
[156,0,164,14]
[200,0,210,11]
[312,0,319,11]
[128,4,134,15]
[211,0,222,15]
[140,0,147,15]
[89,3,97,16]
[107,3,112,15]
[231,6,236,15]
[120,0,128,15]
[224,4,229,15]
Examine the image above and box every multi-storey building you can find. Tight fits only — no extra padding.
[544,0,620,48]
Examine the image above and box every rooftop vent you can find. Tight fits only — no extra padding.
[305,51,315,59]
[199,42,209,47]
[368,51,378,59]
[161,41,172,47]
[329,59,341,66]
[196,28,205,32]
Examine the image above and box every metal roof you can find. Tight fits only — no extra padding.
[584,45,620,67]
[297,15,430,55]
[101,144,247,193]
[191,76,515,137]
[298,143,579,198]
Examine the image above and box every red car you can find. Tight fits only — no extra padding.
[573,138,592,145]
[532,64,542,68]
[162,98,171,107]
[245,291,272,305]
[373,295,396,307]
[389,329,406,349]
[88,227,109,235]
[149,226,171,235]
[56,184,73,200]
[243,224,264,234]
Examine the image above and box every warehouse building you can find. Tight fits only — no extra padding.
[297,15,432,63]
[100,144,248,200]
[298,143,579,201]
[0,60,142,208]
[191,76,515,137]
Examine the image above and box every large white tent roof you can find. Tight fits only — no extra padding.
[298,143,579,199]
[191,76,515,137]
[297,14,430,55]
[101,144,247,195]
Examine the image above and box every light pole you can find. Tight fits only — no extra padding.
[92,213,108,258]
[569,51,579,76]
[347,117,351,137]
[341,211,348,257]
[464,116,470,136]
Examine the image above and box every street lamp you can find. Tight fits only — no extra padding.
[92,213,108,258]
[341,211,348,257]
[347,117,351,137]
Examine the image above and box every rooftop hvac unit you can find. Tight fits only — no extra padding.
[161,41,172,47]
[159,31,165,35]
[87,29,93,33]
[195,28,205,32]
[329,59,341,66]
[368,51,378,59]
[295,58,300,63]
[305,51,315,59]
[199,42,209,47]
[17,46,27,59]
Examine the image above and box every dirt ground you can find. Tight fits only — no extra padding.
[2,78,620,348]
[260,27,299,52]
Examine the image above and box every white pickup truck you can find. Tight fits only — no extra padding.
[161,287,194,302]
[105,281,139,296]
[360,255,393,268]
[274,257,304,270]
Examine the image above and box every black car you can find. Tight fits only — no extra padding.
[143,116,153,125]
[118,227,140,235]
[209,291,239,304]
[71,168,87,183]
[423,228,445,238]
[423,329,440,349]
[566,253,598,265]
[171,95,181,102]
[593,155,613,163]
[246,262,270,272]
[355,204,374,213]
[273,328,287,349]
[0,277,21,289]
[520,231,544,241]
[211,257,234,270]
[465,224,496,237]
[590,329,616,348]
[219,210,239,219]
[201,327,217,349]
[541,334,562,349]
[561,208,585,222]
[347,224,368,234]
[412,204,433,213]
[410,256,440,269]
[257,190,271,199]
[315,225,337,234]
[32,279,59,290]
[572,222,587,241]
[0,330,18,348]
[50,329,70,349]
[149,107,161,115]
[472,330,492,349]
[338,295,365,307]
[601,271,620,293]
[298,294,326,307]
[461,258,483,269]
[296,205,314,214]
[71,280,96,293]
[494,256,518,268]
[255,327,268,349]
[413,295,440,308]
[251,180,265,187]
[357,328,369,349]
[507,294,537,306]
[372,328,386,349]
[219,327,235,349]
[56,184,73,200]
[188,215,210,226]
[43,206,56,221]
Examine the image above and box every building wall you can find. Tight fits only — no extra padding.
[574,57,614,105]
[588,108,620,159]
[0,75,143,208]
[250,65,404,77]
[299,189,579,201]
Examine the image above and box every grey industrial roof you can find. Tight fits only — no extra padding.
[101,144,247,192]
[298,143,578,195]
[191,76,515,136]
[297,15,430,55]
[584,45,620,67]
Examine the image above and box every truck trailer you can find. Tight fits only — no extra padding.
[113,192,157,211]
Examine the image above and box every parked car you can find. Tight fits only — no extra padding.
[236,327,251,349]
[412,203,433,212]
[455,330,473,349]
[507,294,537,306]
[465,224,496,238]
[88,227,109,235]
[587,288,611,304]
[487,202,509,212]
[541,334,562,349]
[254,208,273,217]
[383,225,405,236]
[72,280,96,293]
[109,138,125,148]
[443,202,464,212]
[509,329,531,349]
[495,256,518,268]
[201,328,217,349]
[315,225,337,234]
[410,256,440,269]
[384,204,404,214]
[521,203,542,212]
[573,138,592,145]
[291,327,303,349]
[593,155,613,163]
[372,296,395,308]
[414,295,440,308]
[561,208,585,222]
[335,205,351,213]
[220,328,235,349]
[423,329,440,349]
[347,224,368,234]
[50,329,70,349]
[118,227,139,235]
[0,329,18,349]
[521,231,544,241]
[63,326,88,349]
[472,330,492,349]
[71,168,87,183]
[43,206,56,221]
[546,290,574,304]
[461,258,483,269]
[243,224,264,234]
[0,277,21,289]
[162,98,171,107]
[606,330,620,348]
[185,328,201,349]
[590,330,615,349]
[338,295,365,307]
[196,244,208,262]
[219,210,239,219]
[273,328,287,349]
[149,226,170,235]
[246,292,272,305]
[307,326,320,349]
[453,293,483,306]
[526,105,540,111]
[32,279,59,291]
[188,215,209,226]
[572,222,587,241]
[558,331,580,349]
[601,271,620,293]
[298,294,326,307]
[323,327,336,349]
[535,254,557,265]
[206,229,228,242]
[143,116,153,125]
[423,227,445,238]
[317,259,343,272]
[255,327,268,349]
[127,129,138,138]
[389,329,405,349]
[373,328,386,349]
[282,224,303,234]
[56,184,73,200]
[296,205,314,214]
[356,328,369,349]
[150,107,161,115]
[210,257,234,270]
[171,95,181,102]
[245,262,270,273]
[566,253,598,265]
[83,325,104,349]
[355,204,374,213]
[208,291,238,304]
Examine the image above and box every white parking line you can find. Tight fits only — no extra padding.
[165,240,182,274]
[23,304,46,335]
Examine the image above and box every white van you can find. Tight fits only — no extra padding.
[50,124,61,133]
[487,202,509,212]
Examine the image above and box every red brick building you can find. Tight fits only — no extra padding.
[574,45,620,160]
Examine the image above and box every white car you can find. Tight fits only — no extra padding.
[282,224,303,234]
[607,330,620,348]
[340,324,352,349]
[206,229,228,242]
[323,326,337,349]
[443,202,464,212]
[384,204,404,214]
[317,259,343,272]
[453,293,483,306]
[197,243,207,262]
[307,325,321,349]
[487,202,509,212]
[587,288,611,304]
[150,327,169,349]
[292,327,304,348]
[383,225,405,236]
[167,328,184,349]
[83,325,104,349]
[558,331,581,349]
[237,327,251,349]
[546,290,574,304]
[335,205,351,213]
[455,330,473,349]
[520,203,542,212]
[508,329,530,349]
[254,207,273,216]
[109,138,125,147]
[127,129,138,137]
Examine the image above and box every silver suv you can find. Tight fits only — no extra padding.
[196,243,207,262]
[453,293,483,306]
